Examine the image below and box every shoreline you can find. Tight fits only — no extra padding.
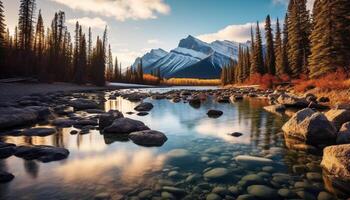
[0,82,156,103]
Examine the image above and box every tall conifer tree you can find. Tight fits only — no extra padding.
[309,0,350,77]
[265,15,276,75]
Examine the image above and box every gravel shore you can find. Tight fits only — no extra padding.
[0,82,153,103]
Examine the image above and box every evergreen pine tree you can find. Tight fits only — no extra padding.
[282,14,290,75]
[265,15,276,75]
[309,0,350,78]
[287,0,311,78]
[252,21,264,75]
[106,44,113,81]
[18,0,36,51]
[274,18,284,76]
[0,0,6,77]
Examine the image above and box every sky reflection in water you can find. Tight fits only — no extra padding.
[0,90,290,199]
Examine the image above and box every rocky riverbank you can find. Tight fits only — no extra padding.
[0,85,349,198]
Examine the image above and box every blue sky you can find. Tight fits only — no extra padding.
[2,0,314,67]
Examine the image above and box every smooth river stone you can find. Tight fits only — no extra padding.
[206,193,222,200]
[235,155,273,166]
[204,168,229,179]
[247,185,279,199]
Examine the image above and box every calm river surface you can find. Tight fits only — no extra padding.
[0,87,342,199]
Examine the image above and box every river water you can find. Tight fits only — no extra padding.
[0,87,344,200]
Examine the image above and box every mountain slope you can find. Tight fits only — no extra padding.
[132,48,168,71]
[133,35,249,79]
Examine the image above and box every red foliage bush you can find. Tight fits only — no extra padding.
[294,69,350,92]
[244,73,287,89]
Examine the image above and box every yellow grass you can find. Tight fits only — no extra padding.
[162,78,221,86]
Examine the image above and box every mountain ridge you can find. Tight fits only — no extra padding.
[132,35,249,79]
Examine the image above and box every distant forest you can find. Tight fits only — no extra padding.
[0,0,151,86]
[221,0,350,87]
[0,0,349,87]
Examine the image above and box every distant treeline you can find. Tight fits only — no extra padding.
[0,0,114,86]
[221,0,350,86]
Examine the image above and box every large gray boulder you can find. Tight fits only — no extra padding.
[0,107,39,129]
[103,118,149,134]
[277,94,308,108]
[129,130,167,147]
[337,122,350,144]
[325,109,350,131]
[321,144,350,178]
[99,110,124,129]
[282,108,337,146]
[134,102,154,112]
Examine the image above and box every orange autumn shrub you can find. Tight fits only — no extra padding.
[163,78,221,86]
[143,74,159,85]
[294,69,350,92]
[244,73,284,89]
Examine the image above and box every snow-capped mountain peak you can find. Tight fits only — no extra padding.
[132,36,249,79]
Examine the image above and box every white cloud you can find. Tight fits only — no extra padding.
[197,22,259,43]
[147,39,162,44]
[114,49,149,67]
[51,0,170,21]
[67,17,107,29]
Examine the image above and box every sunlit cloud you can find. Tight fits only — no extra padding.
[195,119,251,144]
[67,17,107,29]
[198,21,271,43]
[197,22,254,43]
[55,148,166,184]
[50,0,171,21]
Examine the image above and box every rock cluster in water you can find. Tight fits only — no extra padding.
[1,86,350,198]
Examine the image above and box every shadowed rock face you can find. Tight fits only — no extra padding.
[325,109,350,131]
[14,145,70,163]
[134,102,154,112]
[277,94,308,108]
[0,107,38,130]
[282,108,337,146]
[103,118,150,134]
[99,110,124,129]
[337,122,350,144]
[0,106,52,130]
[129,130,167,147]
[70,99,99,110]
